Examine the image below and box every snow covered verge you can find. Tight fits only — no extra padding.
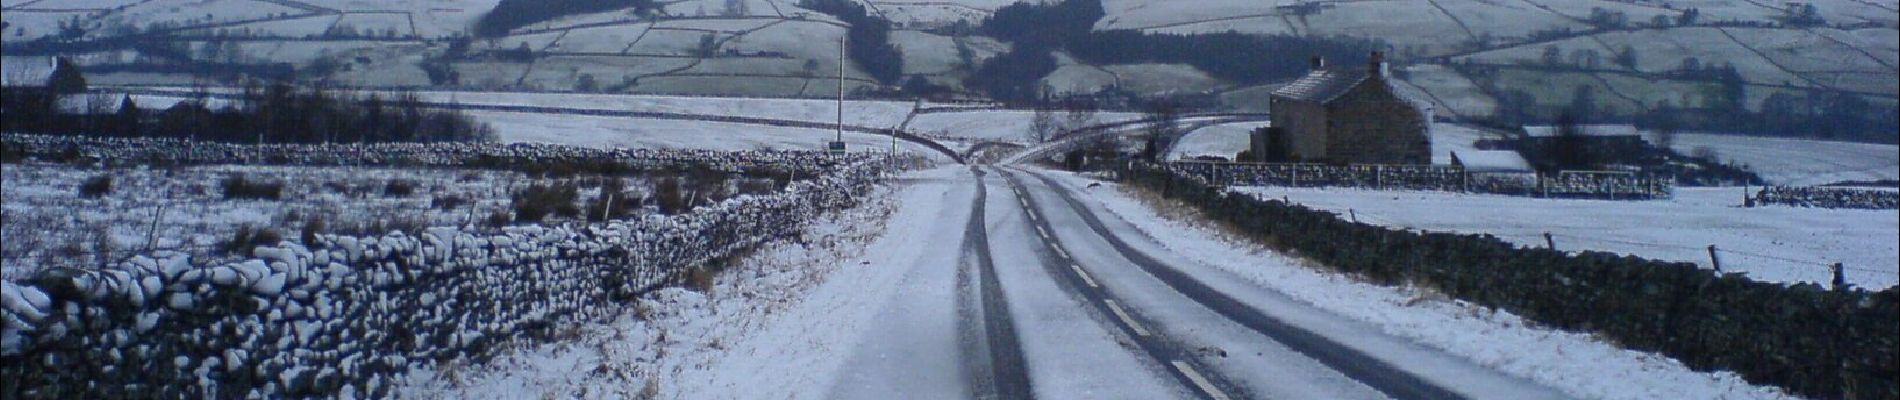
[393,181,902,400]
[1236,186,1899,289]
[1048,167,1896,400]
[0,154,893,399]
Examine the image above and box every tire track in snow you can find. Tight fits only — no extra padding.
[995,168,1244,400]
[961,167,1037,400]
[1007,168,1470,400]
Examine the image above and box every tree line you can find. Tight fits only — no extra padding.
[966,0,1384,104]
[3,63,494,144]
[796,0,905,85]
[474,0,658,37]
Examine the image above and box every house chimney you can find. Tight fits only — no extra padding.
[1369,51,1388,78]
[1310,56,1325,71]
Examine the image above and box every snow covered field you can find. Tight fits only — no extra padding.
[0,163,515,277]
[1043,170,1800,400]
[416,91,920,129]
[906,110,1145,143]
[1669,133,1900,186]
[472,110,953,160]
[1235,185,1899,289]
[1166,121,1267,160]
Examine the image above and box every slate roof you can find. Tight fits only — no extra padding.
[1521,124,1641,138]
[1269,68,1369,104]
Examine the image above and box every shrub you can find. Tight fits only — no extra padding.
[383,179,418,197]
[300,216,326,248]
[734,178,777,197]
[485,210,512,228]
[432,194,466,210]
[78,174,113,199]
[654,178,688,215]
[686,267,716,293]
[222,174,283,200]
[222,225,283,256]
[511,183,580,222]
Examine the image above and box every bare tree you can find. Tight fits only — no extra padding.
[1061,100,1096,140]
[1141,101,1180,161]
[1029,106,1057,143]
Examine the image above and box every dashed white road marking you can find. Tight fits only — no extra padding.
[1070,264,1099,288]
[1171,361,1232,400]
[1035,226,1049,239]
[1050,244,1069,259]
[1103,299,1150,337]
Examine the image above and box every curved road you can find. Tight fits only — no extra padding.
[822,164,1568,399]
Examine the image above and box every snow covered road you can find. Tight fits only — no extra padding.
[405,165,1794,399]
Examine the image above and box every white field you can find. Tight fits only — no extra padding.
[1,10,98,42]
[1670,133,1900,186]
[413,91,919,128]
[473,110,953,161]
[905,110,1145,143]
[859,0,1017,25]
[0,163,524,277]
[1457,27,1899,95]
[891,30,962,75]
[1397,66,1498,119]
[1101,63,1224,95]
[1237,186,1899,289]
[1432,123,1531,171]
[93,0,308,37]
[1167,121,1267,160]
[2,0,499,39]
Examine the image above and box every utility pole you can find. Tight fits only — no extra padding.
[831,33,847,156]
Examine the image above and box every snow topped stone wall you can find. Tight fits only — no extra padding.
[0,156,887,399]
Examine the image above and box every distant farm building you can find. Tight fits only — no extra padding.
[1254,52,1434,165]
[1518,124,1647,148]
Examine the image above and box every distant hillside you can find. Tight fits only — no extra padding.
[1,0,1894,140]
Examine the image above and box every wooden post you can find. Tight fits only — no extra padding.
[1349,209,1357,223]
[1544,232,1555,250]
[602,193,615,221]
[1707,245,1722,272]
[1831,263,1846,290]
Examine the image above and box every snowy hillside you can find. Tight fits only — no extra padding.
[1670,133,1900,186]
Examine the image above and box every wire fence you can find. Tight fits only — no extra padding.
[1527,231,1889,288]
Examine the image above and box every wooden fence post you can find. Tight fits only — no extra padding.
[1831,263,1846,290]
[1707,245,1722,272]
[603,193,615,221]
[1349,209,1357,223]
[1544,232,1555,250]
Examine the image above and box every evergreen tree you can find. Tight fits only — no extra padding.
[47,57,88,95]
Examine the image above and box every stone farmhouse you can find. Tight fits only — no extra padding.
[1254,52,1434,165]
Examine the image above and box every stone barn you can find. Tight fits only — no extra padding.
[1255,52,1434,165]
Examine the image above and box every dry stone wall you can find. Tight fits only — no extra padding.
[0,146,887,399]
